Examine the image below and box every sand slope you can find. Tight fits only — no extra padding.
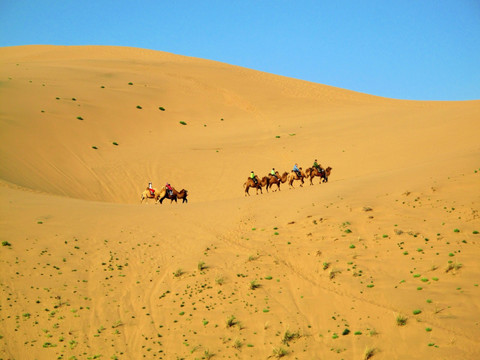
[1,45,479,359]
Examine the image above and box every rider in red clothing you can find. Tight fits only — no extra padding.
[148,182,155,196]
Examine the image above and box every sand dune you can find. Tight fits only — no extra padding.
[1,45,479,359]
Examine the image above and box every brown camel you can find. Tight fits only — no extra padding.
[267,171,288,191]
[287,168,306,188]
[244,176,269,196]
[306,166,332,185]
[158,187,189,204]
[140,188,161,203]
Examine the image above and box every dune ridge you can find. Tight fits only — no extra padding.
[1,45,479,359]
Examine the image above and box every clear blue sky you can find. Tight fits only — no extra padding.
[1,1,479,100]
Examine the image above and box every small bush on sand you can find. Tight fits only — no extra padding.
[364,347,376,360]
[272,347,288,358]
[249,280,260,290]
[396,314,407,326]
[282,329,300,345]
[226,315,237,328]
[173,268,183,277]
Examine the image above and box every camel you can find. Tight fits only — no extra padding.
[244,176,269,196]
[305,166,332,185]
[140,188,161,203]
[287,168,306,188]
[158,187,188,204]
[267,171,288,191]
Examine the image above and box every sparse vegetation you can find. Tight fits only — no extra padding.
[272,346,288,358]
[226,315,237,328]
[396,314,408,326]
[282,329,300,345]
[446,261,462,273]
[329,269,340,279]
[249,280,260,290]
[173,268,183,277]
[364,347,376,360]
[179,121,187,125]
[204,349,214,359]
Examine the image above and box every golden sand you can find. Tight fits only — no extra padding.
[1,45,479,359]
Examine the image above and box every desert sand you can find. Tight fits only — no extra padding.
[1,45,479,360]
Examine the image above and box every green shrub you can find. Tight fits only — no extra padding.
[396,314,407,326]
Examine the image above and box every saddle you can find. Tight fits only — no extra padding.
[147,188,155,197]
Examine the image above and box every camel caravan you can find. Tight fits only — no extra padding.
[140,160,332,202]
[244,160,332,196]
[141,182,188,204]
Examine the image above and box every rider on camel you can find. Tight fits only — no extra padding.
[293,163,301,178]
[270,167,278,180]
[250,171,257,184]
[165,182,173,196]
[148,182,155,196]
[313,159,324,174]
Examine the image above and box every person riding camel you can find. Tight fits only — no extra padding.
[270,167,278,180]
[165,182,173,196]
[148,182,155,197]
[250,171,257,184]
[293,163,301,178]
[313,159,324,174]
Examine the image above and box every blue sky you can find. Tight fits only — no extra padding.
[1,1,479,100]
